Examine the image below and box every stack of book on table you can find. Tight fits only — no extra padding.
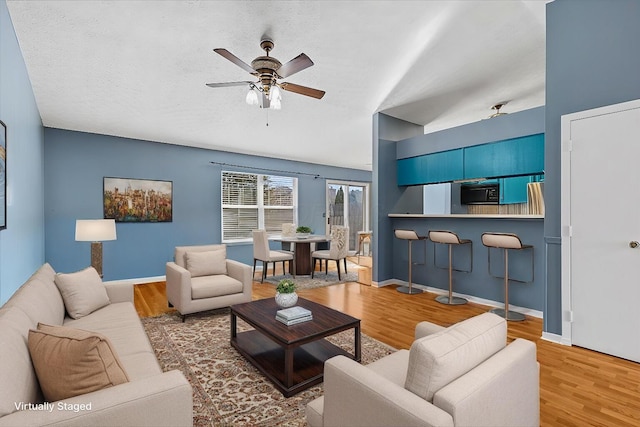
[276,306,313,326]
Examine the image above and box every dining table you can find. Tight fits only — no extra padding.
[277,235,330,275]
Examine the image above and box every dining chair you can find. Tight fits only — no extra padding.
[281,223,297,253]
[252,229,295,282]
[311,226,349,280]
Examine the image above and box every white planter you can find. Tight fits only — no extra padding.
[275,292,298,308]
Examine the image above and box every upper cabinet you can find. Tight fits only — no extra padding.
[463,134,545,180]
[397,133,544,186]
[397,149,463,185]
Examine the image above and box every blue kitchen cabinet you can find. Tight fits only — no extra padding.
[397,156,424,186]
[499,175,533,204]
[464,133,544,180]
[423,149,463,184]
[397,149,463,185]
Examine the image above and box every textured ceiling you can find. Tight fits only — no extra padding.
[6,0,546,171]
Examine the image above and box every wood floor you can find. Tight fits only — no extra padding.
[135,265,640,427]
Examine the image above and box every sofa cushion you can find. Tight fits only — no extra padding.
[185,248,227,277]
[28,323,129,402]
[64,302,162,380]
[191,274,243,299]
[175,244,226,269]
[404,312,506,402]
[54,267,110,319]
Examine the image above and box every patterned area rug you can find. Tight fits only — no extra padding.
[142,307,395,426]
[264,261,359,289]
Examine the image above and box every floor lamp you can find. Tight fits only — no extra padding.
[75,219,117,278]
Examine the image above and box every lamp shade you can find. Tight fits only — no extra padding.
[75,219,117,242]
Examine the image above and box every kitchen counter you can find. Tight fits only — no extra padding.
[389,213,544,219]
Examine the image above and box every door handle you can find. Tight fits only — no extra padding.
[630,241,639,249]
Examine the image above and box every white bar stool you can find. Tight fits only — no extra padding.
[394,229,427,294]
[481,232,534,321]
[428,230,472,305]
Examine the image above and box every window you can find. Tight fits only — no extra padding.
[222,171,297,242]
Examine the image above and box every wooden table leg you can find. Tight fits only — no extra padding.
[354,323,361,362]
[285,347,294,388]
[294,242,312,275]
[230,311,237,341]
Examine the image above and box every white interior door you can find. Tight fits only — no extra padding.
[564,101,640,362]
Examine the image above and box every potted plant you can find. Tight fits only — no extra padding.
[275,279,298,308]
[296,225,312,238]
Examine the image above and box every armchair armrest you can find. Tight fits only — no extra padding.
[321,355,453,427]
[0,370,192,427]
[103,281,134,303]
[165,262,192,312]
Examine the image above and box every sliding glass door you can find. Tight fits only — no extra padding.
[326,181,369,252]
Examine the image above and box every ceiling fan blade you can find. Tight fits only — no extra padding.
[276,53,314,78]
[213,48,256,75]
[279,82,325,99]
[205,81,254,88]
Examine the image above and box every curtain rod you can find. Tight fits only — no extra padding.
[209,161,324,179]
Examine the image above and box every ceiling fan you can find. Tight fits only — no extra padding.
[206,39,325,110]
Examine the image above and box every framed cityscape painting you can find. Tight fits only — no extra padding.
[0,120,6,230]
[103,177,172,222]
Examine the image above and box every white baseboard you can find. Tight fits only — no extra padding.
[541,332,571,346]
[374,278,543,319]
[103,275,166,286]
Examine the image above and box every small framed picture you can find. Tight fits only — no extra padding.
[103,177,172,223]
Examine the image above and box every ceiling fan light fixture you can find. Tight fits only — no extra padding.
[270,85,282,101]
[245,86,259,106]
[270,96,282,110]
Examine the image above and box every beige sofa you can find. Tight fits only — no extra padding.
[0,263,193,427]
[307,313,539,427]
[166,244,252,320]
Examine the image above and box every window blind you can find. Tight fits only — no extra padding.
[222,171,297,241]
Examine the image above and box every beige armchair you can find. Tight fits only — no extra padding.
[166,244,252,321]
[306,313,539,427]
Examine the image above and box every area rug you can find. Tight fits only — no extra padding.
[142,308,395,426]
[264,261,359,289]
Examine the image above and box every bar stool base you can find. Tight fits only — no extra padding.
[490,308,526,321]
[397,286,423,294]
[435,295,467,305]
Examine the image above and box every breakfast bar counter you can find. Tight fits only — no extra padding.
[387,213,545,316]
[389,213,544,219]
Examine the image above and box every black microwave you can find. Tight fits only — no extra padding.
[460,183,500,205]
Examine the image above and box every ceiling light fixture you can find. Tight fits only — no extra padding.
[245,86,259,106]
[489,103,509,118]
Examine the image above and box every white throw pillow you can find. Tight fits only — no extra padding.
[54,267,110,319]
[404,312,506,402]
[185,249,227,277]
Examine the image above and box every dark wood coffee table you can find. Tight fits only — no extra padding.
[230,297,361,397]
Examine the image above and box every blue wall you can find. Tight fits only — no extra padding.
[397,107,545,159]
[543,0,640,334]
[372,113,423,284]
[44,128,371,281]
[0,0,45,304]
